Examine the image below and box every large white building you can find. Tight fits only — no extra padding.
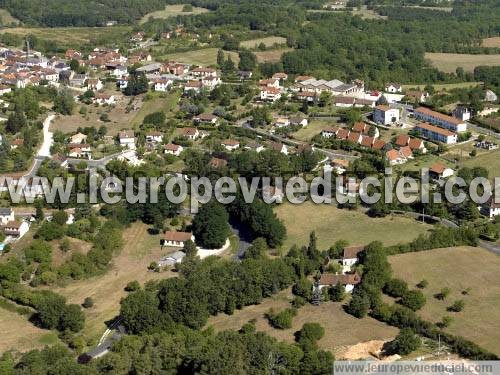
[415,122,457,144]
[414,107,467,133]
[373,105,400,125]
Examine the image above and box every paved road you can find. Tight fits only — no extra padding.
[66,151,126,168]
[478,240,500,256]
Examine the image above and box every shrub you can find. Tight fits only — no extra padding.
[435,287,451,300]
[82,297,94,308]
[416,279,428,289]
[400,290,426,311]
[266,308,297,329]
[384,278,408,298]
[125,280,140,292]
[385,328,421,355]
[448,300,465,312]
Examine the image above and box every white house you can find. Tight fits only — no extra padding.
[373,105,400,125]
[0,207,15,225]
[260,87,281,102]
[146,131,163,143]
[86,78,103,91]
[158,251,186,267]
[269,142,288,155]
[384,83,402,93]
[193,113,219,125]
[317,273,362,293]
[153,77,173,92]
[184,80,202,94]
[93,93,116,106]
[119,130,135,149]
[486,199,500,218]
[70,132,88,144]
[386,149,407,166]
[191,67,217,78]
[201,76,221,90]
[162,231,194,247]
[3,220,29,239]
[452,106,471,121]
[222,139,240,151]
[290,117,308,127]
[274,117,290,128]
[321,127,340,138]
[164,143,183,157]
[342,245,365,273]
[429,163,454,180]
[180,127,200,140]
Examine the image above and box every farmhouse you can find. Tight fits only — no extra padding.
[93,93,116,105]
[386,149,407,165]
[191,67,217,78]
[342,245,365,272]
[414,122,457,144]
[321,127,340,138]
[452,106,471,121]
[317,273,362,293]
[145,131,163,143]
[70,132,87,144]
[405,90,429,103]
[119,130,135,149]
[373,105,400,125]
[260,87,281,102]
[0,207,14,225]
[414,107,467,133]
[158,251,186,267]
[152,77,173,92]
[269,142,288,155]
[162,231,194,247]
[244,141,264,153]
[180,127,200,140]
[3,220,29,239]
[164,143,183,157]
[384,83,402,93]
[184,80,202,94]
[259,78,280,88]
[86,78,103,91]
[429,163,454,180]
[193,113,219,125]
[222,139,240,151]
[290,117,308,127]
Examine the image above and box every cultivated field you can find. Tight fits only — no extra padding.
[163,48,239,66]
[254,48,293,63]
[140,4,210,24]
[240,36,287,49]
[389,246,500,355]
[425,52,500,73]
[275,202,433,250]
[0,306,60,353]
[207,289,398,356]
[53,222,177,340]
[350,6,387,20]
[401,82,481,92]
[0,26,131,47]
[482,37,500,48]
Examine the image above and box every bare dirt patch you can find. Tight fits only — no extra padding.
[482,37,500,48]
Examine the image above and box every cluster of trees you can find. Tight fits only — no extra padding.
[0,281,84,333]
[229,195,287,247]
[1,321,333,374]
[0,0,167,26]
[192,200,230,248]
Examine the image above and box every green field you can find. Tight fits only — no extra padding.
[425,52,500,73]
[240,36,287,49]
[275,201,433,250]
[462,148,500,179]
[131,91,181,126]
[140,4,210,24]
[390,246,500,356]
[162,48,239,66]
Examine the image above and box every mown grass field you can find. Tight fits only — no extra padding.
[207,289,398,356]
[275,201,433,250]
[0,306,60,353]
[0,26,131,46]
[482,37,500,48]
[389,246,500,356]
[53,222,177,341]
[402,82,482,91]
[131,91,180,126]
[291,120,337,141]
[140,4,210,24]
[162,48,239,66]
[462,148,500,179]
[425,52,500,73]
[254,48,293,63]
[240,36,287,49]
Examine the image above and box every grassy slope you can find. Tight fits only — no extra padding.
[275,201,433,250]
[390,246,500,355]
